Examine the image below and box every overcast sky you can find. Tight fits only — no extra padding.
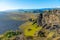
[0,0,60,11]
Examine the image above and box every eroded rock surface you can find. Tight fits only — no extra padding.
[37,10,60,30]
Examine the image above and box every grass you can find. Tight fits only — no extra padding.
[47,31,55,38]
[0,13,60,40]
[20,21,42,37]
[8,13,38,21]
[0,30,21,40]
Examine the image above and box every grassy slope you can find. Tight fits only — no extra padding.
[7,13,38,21]
[0,13,38,40]
[20,21,42,36]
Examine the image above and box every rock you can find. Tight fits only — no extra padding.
[37,10,60,30]
[37,13,43,26]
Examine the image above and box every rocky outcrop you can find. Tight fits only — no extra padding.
[37,10,60,30]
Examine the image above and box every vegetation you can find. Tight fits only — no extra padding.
[20,21,42,37]
[0,31,22,40]
[0,9,60,40]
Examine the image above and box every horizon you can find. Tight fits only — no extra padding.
[0,8,60,12]
[0,0,60,11]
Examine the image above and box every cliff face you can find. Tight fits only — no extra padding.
[37,10,60,30]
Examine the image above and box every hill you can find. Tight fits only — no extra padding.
[0,8,60,40]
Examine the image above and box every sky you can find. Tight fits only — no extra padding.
[0,0,60,11]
